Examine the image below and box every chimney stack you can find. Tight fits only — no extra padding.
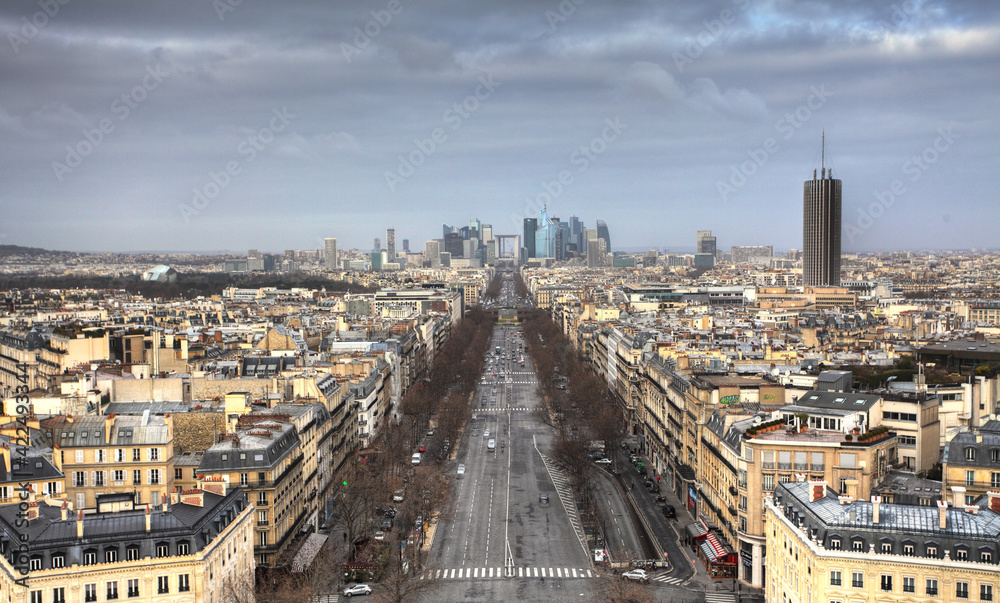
[871,496,881,524]
[938,500,949,529]
[988,491,1000,513]
[952,485,967,508]
[809,480,827,503]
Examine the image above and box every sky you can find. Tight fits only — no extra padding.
[0,0,997,254]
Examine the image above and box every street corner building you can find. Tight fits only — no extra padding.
[766,480,1000,603]
[0,484,253,603]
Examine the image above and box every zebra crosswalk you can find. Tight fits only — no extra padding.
[650,572,685,585]
[420,566,595,580]
[704,592,738,603]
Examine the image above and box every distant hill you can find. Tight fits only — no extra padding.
[0,244,68,256]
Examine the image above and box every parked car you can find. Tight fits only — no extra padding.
[343,584,372,597]
[622,569,649,583]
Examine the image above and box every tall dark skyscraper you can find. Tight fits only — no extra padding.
[596,220,610,252]
[523,218,537,258]
[803,144,842,286]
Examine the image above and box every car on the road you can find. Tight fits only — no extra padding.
[622,569,650,583]
[595,458,612,465]
[343,584,372,597]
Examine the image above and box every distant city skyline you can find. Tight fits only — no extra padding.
[1,1,997,254]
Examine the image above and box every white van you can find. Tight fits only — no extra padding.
[411,452,422,465]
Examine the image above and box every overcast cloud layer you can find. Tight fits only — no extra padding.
[0,0,997,253]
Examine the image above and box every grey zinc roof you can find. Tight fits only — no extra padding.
[778,481,1000,540]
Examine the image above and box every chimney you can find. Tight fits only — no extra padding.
[871,496,881,524]
[76,510,84,539]
[938,499,949,529]
[61,500,68,522]
[145,505,151,532]
[988,491,1000,513]
[952,485,967,508]
[809,480,827,503]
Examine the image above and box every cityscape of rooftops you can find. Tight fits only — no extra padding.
[1,1,998,602]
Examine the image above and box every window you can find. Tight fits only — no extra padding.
[957,581,969,599]
[927,578,939,596]
[83,551,96,565]
[852,539,864,552]
[881,575,893,592]
[104,549,117,563]
[127,579,139,598]
[157,576,169,594]
[156,543,169,558]
[881,542,892,554]
[829,538,841,550]
[968,470,977,486]
[85,584,97,602]
[126,546,140,561]
[967,448,978,461]
[52,588,65,603]
[148,448,160,462]
[983,584,995,602]
[240,473,249,486]
[830,570,842,586]
[957,548,969,561]
[178,575,190,592]
[51,554,64,568]
[106,582,118,600]
[133,470,141,485]
[132,449,141,462]
[903,576,915,593]
[852,571,864,588]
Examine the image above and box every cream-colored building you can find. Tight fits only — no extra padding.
[767,480,1000,603]
[0,485,253,603]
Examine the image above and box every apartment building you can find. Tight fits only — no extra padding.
[0,486,253,603]
[767,480,1000,603]
[41,413,175,510]
[197,418,304,567]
